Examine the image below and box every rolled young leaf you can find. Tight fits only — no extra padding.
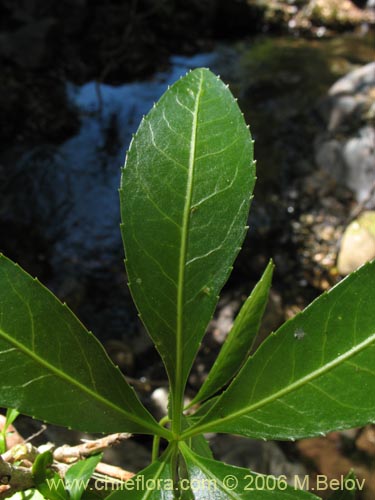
[120,68,255,428]
[190,260,273,406]
[180,444,319,499]
[182,260,375,441]
[0,254,167,438]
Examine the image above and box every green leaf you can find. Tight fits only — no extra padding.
[182,260,375,441]
[106,449,175,500]
[190,261,273,406]
[0,254,168,438]
[32,450,54,484]
[180,443,319,499]
[42,474,69,500]
[4,408,20,429]
[182,416,213,459]
[0,408,19,453]
[33,451,68,500]
[120,68,255,429]
[65,454,103,500]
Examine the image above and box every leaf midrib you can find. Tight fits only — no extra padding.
[182,331,375,439]
[0,326,169,438]
[172,70,204,434]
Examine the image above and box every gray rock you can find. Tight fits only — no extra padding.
[315,62,375,203]
[329,62,375,96]
[343,126,375,201]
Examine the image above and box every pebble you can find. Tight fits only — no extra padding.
[337,211,375,274]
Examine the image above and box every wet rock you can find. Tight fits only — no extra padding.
[337,211,375,274]
[315,62,375,203]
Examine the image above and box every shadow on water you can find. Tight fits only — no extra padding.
[0,34,373,372]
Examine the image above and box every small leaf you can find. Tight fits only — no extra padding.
[191,261,273,405]
[120,68,255,426]
[183,260,375,440]
[65,453,103,500]
[0,408,19,453]
[180,444,319,499]
[33,451,68,500]
[32,451,54,483]
[0,254,168,438]
[4,408,19,429]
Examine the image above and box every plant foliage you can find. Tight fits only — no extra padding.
[1,68,374,499]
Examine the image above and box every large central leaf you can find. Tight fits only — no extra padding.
[120,68,255,425]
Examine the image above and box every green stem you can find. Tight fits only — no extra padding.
[170,441,180,498]
[151,435,161,462]
[151,416,171,461]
